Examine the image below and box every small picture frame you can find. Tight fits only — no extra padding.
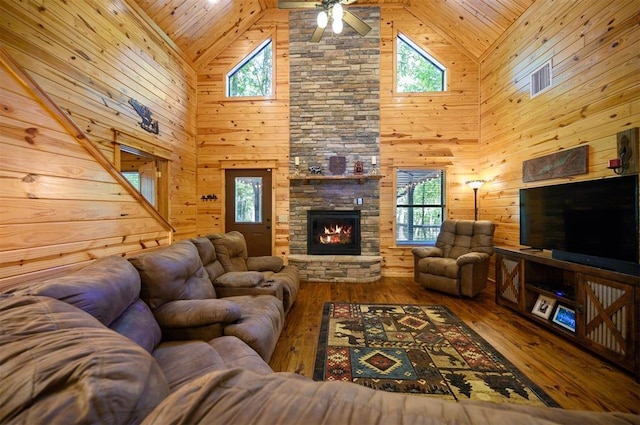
[531,294,556,319]
[552,305,576,332]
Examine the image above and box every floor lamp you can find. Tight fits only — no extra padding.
[465,180,485,220]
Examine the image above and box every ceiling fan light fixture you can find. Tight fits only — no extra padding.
[332,16,344,34]
[332,2,344,20]
[317,10,328,29]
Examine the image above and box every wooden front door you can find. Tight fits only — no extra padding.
[225,169,272,256]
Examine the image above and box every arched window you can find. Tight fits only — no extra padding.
[396,33,446,93]
[227,39,273,97]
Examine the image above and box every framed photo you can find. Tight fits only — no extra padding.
[552,305,576,332]
[531,294,556,319]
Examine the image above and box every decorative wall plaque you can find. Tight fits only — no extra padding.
[329,156,346,175]
[522,145,588,182]
[129,98,159,134]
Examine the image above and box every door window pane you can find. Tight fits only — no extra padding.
[235,177,262,223]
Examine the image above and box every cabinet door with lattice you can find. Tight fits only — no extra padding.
[577,274,636,372]
[496,254,524,309]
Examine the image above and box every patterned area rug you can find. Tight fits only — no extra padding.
[313,303,559,406]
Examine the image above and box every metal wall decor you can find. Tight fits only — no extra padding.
[129,98,159,134]
[522,145,588,182]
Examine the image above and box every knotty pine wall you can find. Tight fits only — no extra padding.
[196,9,292,257]
[0,0,196,288]
[379,8,480,276]
[479,0,640,251]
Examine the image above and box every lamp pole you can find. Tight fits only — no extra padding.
[472,187,479,220]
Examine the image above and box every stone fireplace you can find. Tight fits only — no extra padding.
[287,7,382,282]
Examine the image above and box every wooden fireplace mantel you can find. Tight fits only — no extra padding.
[289,174,384,185]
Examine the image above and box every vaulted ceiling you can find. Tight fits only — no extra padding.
[134,0,535,68]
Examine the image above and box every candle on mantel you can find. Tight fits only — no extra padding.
[608,158,621,168]
[372,156,377,165]
[294,157,300,166]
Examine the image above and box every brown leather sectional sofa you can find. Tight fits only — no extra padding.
[1,234,638,424]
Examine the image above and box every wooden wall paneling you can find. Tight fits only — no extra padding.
[479,0,640,253]
[0,0,198,242]
[379,8,480,277]
[196,10,291,258]
[0,53,171,291]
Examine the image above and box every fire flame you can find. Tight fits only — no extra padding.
[319,225,352,244]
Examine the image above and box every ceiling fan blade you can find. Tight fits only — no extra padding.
[342,10,371,37]
[310,26,325,42]
[278,1,320,9]
[341,0,359,4]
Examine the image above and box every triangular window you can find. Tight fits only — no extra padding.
[227,39,273,97]
[396,33,446,93]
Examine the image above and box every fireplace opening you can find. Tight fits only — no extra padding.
[307,210,361,255]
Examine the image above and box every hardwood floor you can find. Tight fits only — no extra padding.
[269,277,640,414]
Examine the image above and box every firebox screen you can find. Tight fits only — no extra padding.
[307,210,361,255]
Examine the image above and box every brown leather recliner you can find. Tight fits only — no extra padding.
[412,219,495,297]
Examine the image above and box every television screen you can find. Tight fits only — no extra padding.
[520,175,639,267]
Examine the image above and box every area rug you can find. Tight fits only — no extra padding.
[313,303,559,406]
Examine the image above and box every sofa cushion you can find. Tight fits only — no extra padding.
[222,295,285,362]
[129,240,216,309]
[191,236,226,280]
[209,231,249,272]
[152,336,272,392]
[110,298,162,353]
[0,295,169,425]
[6,256,140,327]
[418,257,459,279]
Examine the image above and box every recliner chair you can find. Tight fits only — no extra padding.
[412,219,495,297]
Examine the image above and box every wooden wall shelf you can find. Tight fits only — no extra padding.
[289,174,384,184]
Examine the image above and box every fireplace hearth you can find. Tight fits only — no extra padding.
[307,210,361,255]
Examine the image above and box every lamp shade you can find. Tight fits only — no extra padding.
[332,16,343,34]
[465,179,485,190]
[317,11,328,28]
[332,3,344,20]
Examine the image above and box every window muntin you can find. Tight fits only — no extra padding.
[227,39,273,98]
[396,169,445,244]
[396,33,446,93]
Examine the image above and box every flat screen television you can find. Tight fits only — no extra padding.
[520,175,639,276]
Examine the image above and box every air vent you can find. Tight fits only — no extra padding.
[530,60,552,98]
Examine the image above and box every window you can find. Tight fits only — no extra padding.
[234,177,262,223]
[117,145,168,218]
[396,33,446,93]
[396,169,445,244]
[227,39,273,97]
[122,172,140,191]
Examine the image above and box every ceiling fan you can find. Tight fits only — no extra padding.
[279,0,372,42]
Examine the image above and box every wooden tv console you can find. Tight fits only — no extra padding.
[494,246,640,381]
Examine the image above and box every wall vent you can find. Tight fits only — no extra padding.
[530,60,552,98]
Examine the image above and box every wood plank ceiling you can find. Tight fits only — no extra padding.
[133,0,535,68]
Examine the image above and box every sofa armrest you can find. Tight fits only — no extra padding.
[246,256,283,273]
[456,252,490,266]
[411,247,443,258]
[153,299,242,328]
[214,271,264,288]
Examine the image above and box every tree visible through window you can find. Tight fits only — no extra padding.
[227,39,273,97]
[396,169,445,244]
[235,177,262,223]
[396,33,446,93]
